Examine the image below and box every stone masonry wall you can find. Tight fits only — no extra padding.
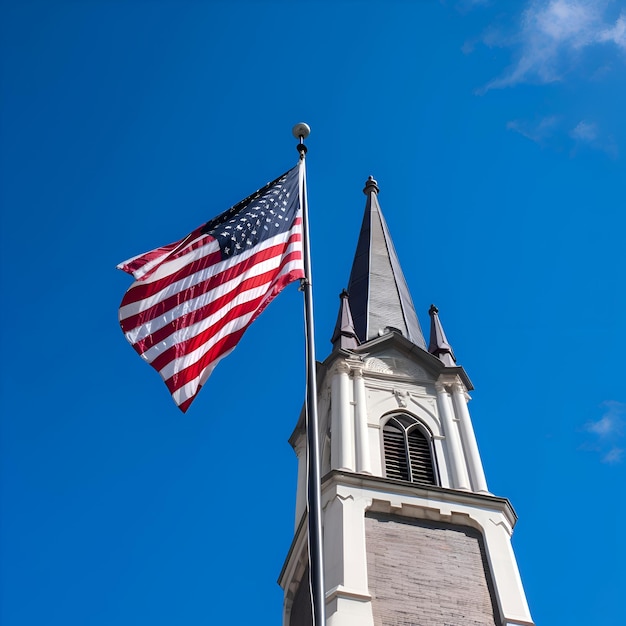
[365,513,499,626]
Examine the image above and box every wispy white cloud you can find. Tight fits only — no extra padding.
[507,115,562,144]
[582,401,626,463]
[599,12,626,48]
[569,119,618,155]
[506,115,617,155]
[479,1,626,91]
[603,447,624,464]
[570,120,598,141]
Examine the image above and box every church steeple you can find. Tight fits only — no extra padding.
[346,176,426,349]
[280,176,535,626]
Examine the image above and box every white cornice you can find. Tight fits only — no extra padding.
[321,470,518,529]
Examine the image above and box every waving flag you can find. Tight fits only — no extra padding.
[118,163,305,412]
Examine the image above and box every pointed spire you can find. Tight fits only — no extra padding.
[331,289,360,350]
[428,304,456,367]
[345,176,426,349]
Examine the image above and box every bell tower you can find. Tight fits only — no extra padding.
[279,178,534,626]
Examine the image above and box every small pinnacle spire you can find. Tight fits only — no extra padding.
[363,175,379,195]
[331,289,360,350]
[428,304,457,367]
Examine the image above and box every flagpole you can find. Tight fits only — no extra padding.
[293,122,326,626]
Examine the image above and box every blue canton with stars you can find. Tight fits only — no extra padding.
[201,165,300,260]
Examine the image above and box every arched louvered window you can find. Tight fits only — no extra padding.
[382,416,436,485]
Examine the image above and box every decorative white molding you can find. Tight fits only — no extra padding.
[364,356,393,374]
[489,516,513,536]
[393,388,408,408]
[366,379,430,397]
[326,585,372,603]
[363,354,429,380]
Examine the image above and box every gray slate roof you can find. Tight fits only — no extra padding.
[344,177,427,350]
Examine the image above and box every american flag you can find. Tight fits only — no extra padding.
[118,163,305,412]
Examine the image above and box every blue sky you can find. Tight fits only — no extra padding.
[1,1,625,624]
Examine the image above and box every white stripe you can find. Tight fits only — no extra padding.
[150,260,298,384]
[125,243,303,343]
[134,257,304,354]
[128,247,176,280]
[152,261,300,381]
[120,237,300,324]
[119,227,302,320]
[170,348,235,407]
[133,234,218,284]
[140,277,274,362]
[138,218,301,286]
[158,308,257,381]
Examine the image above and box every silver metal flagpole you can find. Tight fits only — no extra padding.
[293,122,326,626]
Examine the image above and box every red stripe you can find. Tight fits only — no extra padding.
[148,291,267,372]
[122,217,302,304]
[247,268,304,326]
[173,327,249,413]
[120,231,302,311]
[149,263,303,374]
[121,240,301,337]
[121,246,222,305]
[123,225,213,282]
[173,268,304,414]
[165,327,247,396]
[133,251,303,354]
[162,269,303,395]
[119,240,182,276]
[120,234,302,330]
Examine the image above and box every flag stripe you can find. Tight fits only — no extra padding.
[155,262,301,382]
[133,215,303,289]
[119,223,301,314]
[117,163,305,412]
[166,269,301,404]
[120,235,302,336]
[146,259,303,375]
[133,253,303,353]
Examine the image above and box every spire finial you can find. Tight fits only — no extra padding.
[292,122,311,158]
[363,175,379,195]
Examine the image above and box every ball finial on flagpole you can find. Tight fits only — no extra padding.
[293,123,310,157]
[292,122,311,141]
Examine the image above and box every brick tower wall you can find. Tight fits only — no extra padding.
[365,513,500,626]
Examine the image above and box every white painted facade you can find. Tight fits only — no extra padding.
[280,333,535,626]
